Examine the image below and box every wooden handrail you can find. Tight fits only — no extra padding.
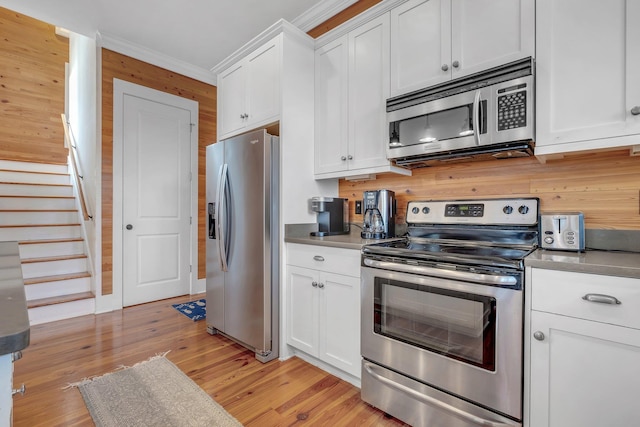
[61,114,92,220]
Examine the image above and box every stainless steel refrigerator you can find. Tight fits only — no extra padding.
[206,129,279,363]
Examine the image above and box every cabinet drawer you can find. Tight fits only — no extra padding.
[287,243,360,278]
[531,269,640,329]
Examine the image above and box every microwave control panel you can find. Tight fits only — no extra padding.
[497,84,527,131]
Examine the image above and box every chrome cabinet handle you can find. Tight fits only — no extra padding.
[441,64,449,71]
[313,255,325,262]
[318,283,325,289]
[582,293,621,305]
[312,281,318,287]
[533,331,545,341]
[347,155,353,160]
[631,106,640,115]
[452,60,460,68]
[341,156,347,161]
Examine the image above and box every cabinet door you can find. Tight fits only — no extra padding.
[451,0,534,79]
[347,14,391,171]
[318,272,361,377]
[536,0,640,152]
[314,36,349,175]
[246,36,281,128]
[287,266,319,357]
[390,0,451,96]
[529,311,640,427]
[218,62,247,138]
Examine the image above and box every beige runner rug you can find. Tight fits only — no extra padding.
[70,354,242,427]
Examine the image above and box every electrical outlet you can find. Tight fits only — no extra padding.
[355,200,362,214]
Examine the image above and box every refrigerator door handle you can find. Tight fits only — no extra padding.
[216,163,229,272]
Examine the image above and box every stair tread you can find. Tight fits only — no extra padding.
[0,158,67,166]
[22,254,87,263]
[0,181,72,187]
[0,223,81,228]
[0,195,75,199]
[0,209,76,212]
[27,291,94,309]
[24,271,91,285]
[19,238,84,245]
[0,168,69,176]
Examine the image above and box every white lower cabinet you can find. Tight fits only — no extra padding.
[286,244,361,378]
[526,268,640,427]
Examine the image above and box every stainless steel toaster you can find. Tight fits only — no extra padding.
[539,212,585,251]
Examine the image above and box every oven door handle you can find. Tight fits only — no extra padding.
[363,362,516,427]
[363,258,517,286]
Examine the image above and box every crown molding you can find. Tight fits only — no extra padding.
[291,0,358,32]
[98,32,216,85]
[210,19,313,77]
[314,0,407,48]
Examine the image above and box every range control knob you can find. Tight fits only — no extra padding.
[412,206,420,214]
[422,207,430,214]
[544,237,554,244]
[518,205,530,214]
[503,205,514,214]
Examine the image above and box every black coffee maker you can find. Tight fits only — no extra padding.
[309,197,350,237]
[361,190,396,239]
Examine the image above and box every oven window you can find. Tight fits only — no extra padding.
[374,277,496,371]
[390,101,487,148]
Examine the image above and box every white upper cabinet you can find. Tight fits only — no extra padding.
[217,36,281,140]
[314,13,411,180]
[535,0,640,156]
[390,0,535,97]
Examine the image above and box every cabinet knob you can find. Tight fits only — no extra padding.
[313,255,325,262]
[452,60,460,68]
[312,281,318,288]
[318,283,325,289]
[533,331,545,341]
[441,64,449,71]
[347,155,353,160]
[341,156,347,161]
[631,106,640,115]
[12,384,26,396]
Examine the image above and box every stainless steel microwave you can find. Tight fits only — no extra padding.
[387,58,535,167]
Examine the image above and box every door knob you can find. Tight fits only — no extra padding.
[452,60,460,68]
[312,281,318,288]
[441,64,449,71]
[533,331,545,341]
[318,283,325,289]
[126,224,133,230]
[631,106,640,115]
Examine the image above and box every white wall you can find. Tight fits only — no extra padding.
[68,32,99,281]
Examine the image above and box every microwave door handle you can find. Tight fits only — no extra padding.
[473,90,481,146]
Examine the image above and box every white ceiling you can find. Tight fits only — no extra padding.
[1,0,355,80]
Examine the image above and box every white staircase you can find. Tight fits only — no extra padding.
[0,159,94,325]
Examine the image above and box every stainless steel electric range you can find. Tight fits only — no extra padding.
[361,198,539,427]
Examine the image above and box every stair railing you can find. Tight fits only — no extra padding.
[61,114,92,220]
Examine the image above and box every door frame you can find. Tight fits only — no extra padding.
[112,78,199,310]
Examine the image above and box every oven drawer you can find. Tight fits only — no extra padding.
[531,269,640,330]
[286,243,360,277]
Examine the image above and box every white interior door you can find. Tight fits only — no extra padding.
[121,93,192,306]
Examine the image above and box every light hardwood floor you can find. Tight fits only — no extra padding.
[13,294,407,426]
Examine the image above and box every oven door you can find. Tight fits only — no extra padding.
[361,264,523,420]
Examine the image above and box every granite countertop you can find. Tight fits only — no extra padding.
[284,223,403,250]
[525,248,640,279]
[0,241,30,355]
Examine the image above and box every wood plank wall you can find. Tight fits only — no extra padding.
[0,7,69,164]
[340,149,640,230]
[101,49,216,295]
